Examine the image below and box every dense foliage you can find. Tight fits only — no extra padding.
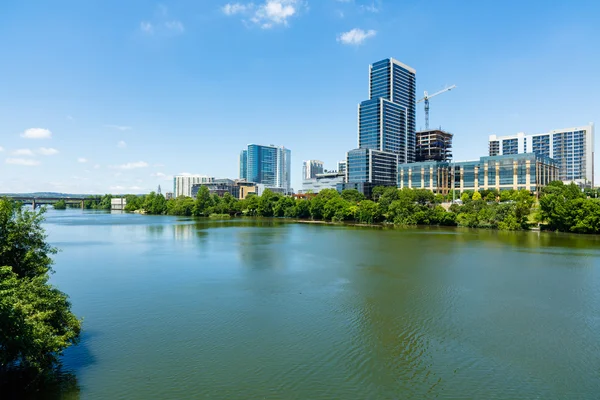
[118,185,545,231]
[53,199,67,210]
[0,199,81,378]
[538,181,600,233]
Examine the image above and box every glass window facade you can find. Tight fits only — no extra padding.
[502,139,519,155]
[244,144,291,191]
[239,150,247,180]
[358,99,381,150]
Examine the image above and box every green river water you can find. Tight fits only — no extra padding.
[28,209,600,398]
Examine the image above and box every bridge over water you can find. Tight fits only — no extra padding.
[3,196,100,209]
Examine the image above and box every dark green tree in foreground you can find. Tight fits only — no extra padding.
[0,199,81,378]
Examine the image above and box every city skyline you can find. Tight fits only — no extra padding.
[1,0,599,194]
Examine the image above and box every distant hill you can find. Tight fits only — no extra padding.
[0,192,101,198]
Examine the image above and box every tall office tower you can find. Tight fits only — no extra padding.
[239,150,248,180]
[341,58,417,197]
[303,160,324,180]
[488,123,595,185]
[243,144,292,192]
[174,175,214,198]
[360,58,417,163]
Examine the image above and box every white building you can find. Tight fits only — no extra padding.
[301,172,345,194]
[174,175,214,198]
[302,160,324,180]
[489,124,595,185]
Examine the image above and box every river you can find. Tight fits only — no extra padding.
[37,209,600,399]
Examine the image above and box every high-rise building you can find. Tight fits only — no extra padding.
[302,160,324,180]
[341,58,417,197]
[488,124,594,185]
[174,175,214,198]
[337,160,347,175]
[239,150,247,180]
[241,144,292,192]
[416,129,453,162]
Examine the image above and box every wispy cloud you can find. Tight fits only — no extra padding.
[0,146,4,152]
[37,147,59,156]
[223,0,306,29]
[78,157,88,163]
[110,185,125,191]
[165,20,184,33]
[140,21,154,34]
[6,158,40,166]
[360,0,380,12]
[93,164,101,169]
[66,115,74,121]
[13,148,35,156]
[111,161,149,170]
[141,5,184,35]
[337,28,376,45]
[106,125,132,131]
[117,140,127,149]
[21,128,52,139]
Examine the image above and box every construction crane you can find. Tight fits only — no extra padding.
[417,85,456,130]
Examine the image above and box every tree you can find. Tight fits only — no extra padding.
[460,192,471,203]
[356,200,381,224]
[341,189,365,203]
[0,199,81,375]
[193,186,213,216]
[472,191,482,201]
[53,200,66,210]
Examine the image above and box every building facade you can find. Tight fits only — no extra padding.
[301,172,344,194]
[239,150,247,180]
[302,160,324,180]
[337,160,347,175]
[398,153,558,195]
[488,124,594,185]
[242,144,291,192]
[174,175,214,198]
[416,129,453,162]
[343,58,417,196]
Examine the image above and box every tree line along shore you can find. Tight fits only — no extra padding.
[63,181,600,234]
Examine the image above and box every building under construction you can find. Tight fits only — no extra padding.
[415,129,453,162]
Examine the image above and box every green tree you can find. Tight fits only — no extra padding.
[53,200,66,210]
[356,200,381,224]
[341,189,365,203]
[0,199,81,375]
[460,192,471,203]
[193,186,213,216]
[472,191,482,201]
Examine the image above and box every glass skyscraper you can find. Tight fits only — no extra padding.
[241,144,291,192]
[239,150,247,180]
[341,58,417,197]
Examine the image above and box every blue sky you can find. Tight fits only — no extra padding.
[1,0,599,194]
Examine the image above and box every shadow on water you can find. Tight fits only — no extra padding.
[0,367,80,400]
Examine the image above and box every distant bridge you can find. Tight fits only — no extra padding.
[3,196,100,209]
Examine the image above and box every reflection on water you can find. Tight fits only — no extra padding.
[33,209,600,399]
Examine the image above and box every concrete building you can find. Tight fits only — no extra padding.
[337,160,347,176]
[174,175,214,198]
[398,153,558,196]
[416,129,453,162]
[237,181,257,199]
[342,58,417,197]
[302,160,324,180]
[301,171,344,194]
[488,124,594,185]
[240,144,291,193]
[191,179,239,199]
[165,192,174,200]
[111,197,127,210]
[239,150,248,180]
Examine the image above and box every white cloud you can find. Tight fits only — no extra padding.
[111,161,149,170]
[151,172,167,178]
[337,28,376,45]
[6,158,40,166]
[360,1,380,12]
[224,0,305,29]
[129,186,143,190]
[37,147,59,156]
[78,157,88,163]
[178,172,193,176]
[117,140,127,148]
[223,3,251,15]
[140,21,153,33]
[21,128,52,139]
[0,146,4,152]
[165,20,184,33]
[110,185,126,191]
[13,148,35,156]
[106,125,132,131]
[93,164,101,169]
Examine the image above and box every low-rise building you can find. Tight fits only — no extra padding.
[398,153,558,196]
[301,172,344,194]
[111,197,127,210]
[174,175,214,197]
